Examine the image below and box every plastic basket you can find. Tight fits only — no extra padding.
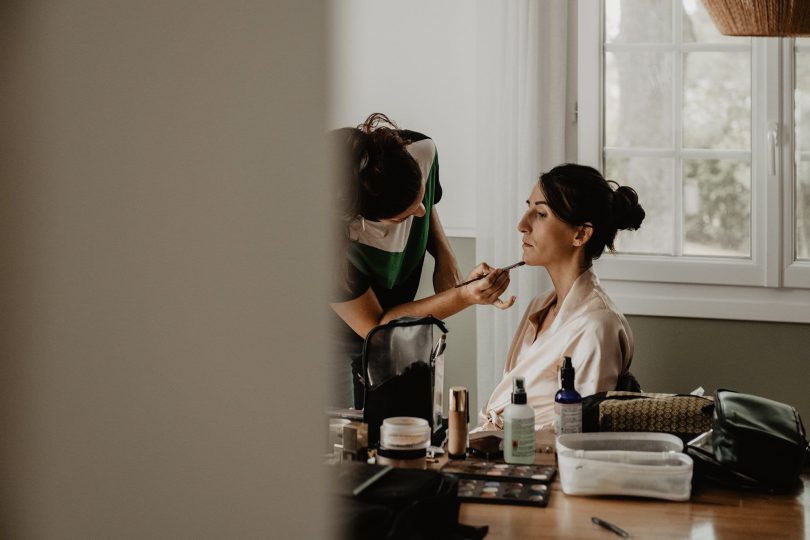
[556,432,693,501]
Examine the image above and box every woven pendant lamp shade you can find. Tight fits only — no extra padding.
[701,0,810,36]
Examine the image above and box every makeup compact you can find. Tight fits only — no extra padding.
[467,435,503,460]
[441,462,556,507]
[454,478,550,507]
[440,461,556,483]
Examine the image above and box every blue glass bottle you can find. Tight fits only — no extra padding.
[554,356,582,436]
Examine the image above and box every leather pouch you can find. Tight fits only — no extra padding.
[709,389,809,490]
[332,462,487,540]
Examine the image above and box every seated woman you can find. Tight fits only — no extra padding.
[477,164,645,431]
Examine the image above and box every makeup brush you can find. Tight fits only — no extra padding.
[454,261,525,288]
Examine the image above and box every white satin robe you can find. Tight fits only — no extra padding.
[477,268,633,431]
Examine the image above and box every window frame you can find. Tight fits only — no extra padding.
[784,39,810,288]
[578,1,810,324]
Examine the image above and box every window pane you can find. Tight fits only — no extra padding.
[606,0,672,43]
[683,160,751,257]
[683,52,751,150]
[606,156,674,255]
[797,161,810,260]
[605,52,673,148]
[796,40,810,260]
[795,44,810,154]
[682,0,744,43]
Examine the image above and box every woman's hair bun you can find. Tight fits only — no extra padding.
[611,185,645,231]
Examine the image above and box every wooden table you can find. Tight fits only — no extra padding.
[456,461,809,540]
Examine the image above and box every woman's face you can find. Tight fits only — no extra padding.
[517,184,578,266]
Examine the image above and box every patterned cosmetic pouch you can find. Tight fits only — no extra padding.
[582,391,714,443]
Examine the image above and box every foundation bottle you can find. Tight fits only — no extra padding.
[448,386,469,459]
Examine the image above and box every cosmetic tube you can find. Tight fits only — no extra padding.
[448,387,469,459]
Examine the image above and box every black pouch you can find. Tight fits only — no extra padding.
[582,391,714,443]
[362,316,448,447]
[687,430,767,491]
[708,389,809,490]
[332,462,488,540]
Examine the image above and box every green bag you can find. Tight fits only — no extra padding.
[709,389,809,490]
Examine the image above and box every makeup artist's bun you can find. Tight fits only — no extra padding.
[538,163,646,262]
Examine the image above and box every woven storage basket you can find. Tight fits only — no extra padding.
[702,0,810,36]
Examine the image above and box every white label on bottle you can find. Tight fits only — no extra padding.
[506,417,535,458]
[554,402,582,436]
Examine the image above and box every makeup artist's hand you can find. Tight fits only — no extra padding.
[433,254,462,294]
[460,263,516,310]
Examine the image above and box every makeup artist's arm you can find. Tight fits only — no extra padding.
[426,208,462,293]
[330,263,516,339]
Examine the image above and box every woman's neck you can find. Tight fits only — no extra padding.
[545,258,590,309]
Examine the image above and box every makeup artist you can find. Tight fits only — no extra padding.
[476,164,646,431]
[330,113,516,408]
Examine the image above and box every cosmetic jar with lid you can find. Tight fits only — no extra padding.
[376,416,430,469]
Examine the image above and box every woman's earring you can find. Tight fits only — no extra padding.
[361,217,366,231]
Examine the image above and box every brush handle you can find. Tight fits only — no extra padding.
[453,261,524,288]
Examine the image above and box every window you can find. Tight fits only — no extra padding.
[788,37,810,286]
[578,0,810,323]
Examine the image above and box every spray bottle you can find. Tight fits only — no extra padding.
[503,376,535,464]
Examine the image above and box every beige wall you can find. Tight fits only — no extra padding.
[432,240,810,425]
[627,316,810,421]
[1,1,328,538]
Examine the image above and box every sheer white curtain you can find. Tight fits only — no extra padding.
[474,0,568,411]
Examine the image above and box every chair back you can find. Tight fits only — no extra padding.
[615,371,641,392]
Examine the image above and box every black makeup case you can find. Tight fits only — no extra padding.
[687,389,809,492]
[332,462,488,540]
[361,316,448,447]
[711,389,808,489]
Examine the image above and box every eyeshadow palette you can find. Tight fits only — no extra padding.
[455,478,550,507]
[441,461,556,484]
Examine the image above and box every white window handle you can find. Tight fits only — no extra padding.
[767,122,778,176]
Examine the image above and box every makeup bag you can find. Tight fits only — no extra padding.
[582,391,714,443]
[333,462,488,540]
[556,432,694,501]
[687,389,809,491]
[362,316,448,447]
